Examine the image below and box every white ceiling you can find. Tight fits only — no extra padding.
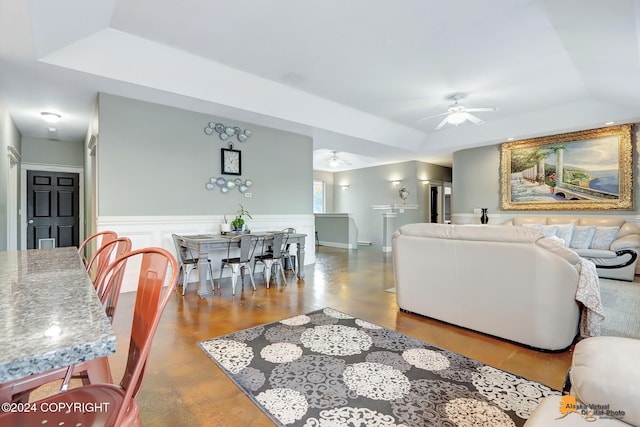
[1,0,640,171]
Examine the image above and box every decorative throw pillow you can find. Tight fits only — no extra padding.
[555,223,575,245]
[570,226,596,249]
[540,225,558,238]
[590,226,619,250]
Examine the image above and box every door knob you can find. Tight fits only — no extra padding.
[28,219,34,224]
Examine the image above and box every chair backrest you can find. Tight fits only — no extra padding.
[85,237,132,283]
[93,238,133,322]
[271,232,285,258]
[111,247,178,426]
[226,234,256,263]
[78,231,118,269]
[281,228,294,250]
[172,233,195,264]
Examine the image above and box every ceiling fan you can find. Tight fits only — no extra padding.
[327,151,351,168]
[418,93,497,130]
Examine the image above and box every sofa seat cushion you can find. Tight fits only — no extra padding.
[570,336,640,426]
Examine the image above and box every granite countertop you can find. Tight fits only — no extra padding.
[0,247,116,383]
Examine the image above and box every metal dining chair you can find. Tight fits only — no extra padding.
[254,232,287,288]
[172,234,213,295]
[218,234,257,295]
[0,247,179,426]
[1,237,132,403]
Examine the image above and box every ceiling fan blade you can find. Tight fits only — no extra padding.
[464,107,497,113]
[465,113,485,125]
[417,112,449,122]
[434,117,450,130]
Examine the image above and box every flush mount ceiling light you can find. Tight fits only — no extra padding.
[41,112,61,124]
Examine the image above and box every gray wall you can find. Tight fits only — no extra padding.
[97,93,313,216]
[0,98,21,250]
[21,137,84,166]
[452,125,640,218]
[332,161,452,248]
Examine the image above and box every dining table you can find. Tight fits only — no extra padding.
[0,247,116,397]
[179,231,307,297]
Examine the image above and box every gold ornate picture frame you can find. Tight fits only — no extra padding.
[501,124,633,210]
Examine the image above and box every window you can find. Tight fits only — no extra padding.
[313,180,325,213]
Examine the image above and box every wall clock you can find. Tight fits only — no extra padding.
[221,148,241,175]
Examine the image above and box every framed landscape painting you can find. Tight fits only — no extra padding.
[500,124,633,210]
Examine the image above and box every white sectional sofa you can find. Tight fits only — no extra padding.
[503,216,640,281]
[392,223,582,350]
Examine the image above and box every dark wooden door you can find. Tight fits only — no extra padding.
[430,186,439,223]
[26,170,80,249]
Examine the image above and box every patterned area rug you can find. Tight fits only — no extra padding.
[198,308,558,426]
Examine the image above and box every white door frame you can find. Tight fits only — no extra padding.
[6,146,20,250]
[21,163,84,250]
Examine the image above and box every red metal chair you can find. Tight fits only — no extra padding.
[0,237,132,403]
[86,236,132,283]
[78,230,118,268]
[0,247,178,426]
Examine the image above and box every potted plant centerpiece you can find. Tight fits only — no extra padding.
[231,204,252,232]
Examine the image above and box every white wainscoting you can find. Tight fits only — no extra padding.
[97,214,316,293]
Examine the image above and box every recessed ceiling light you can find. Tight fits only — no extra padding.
[41,112,61,124]
[605,121,615,125]
[48,127,57,132]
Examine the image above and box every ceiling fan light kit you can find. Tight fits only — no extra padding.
[419,93,497,130]
[327,150,351,168]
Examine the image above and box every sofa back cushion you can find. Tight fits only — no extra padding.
[570,226,596,249]
[590,226,620,249]
[397,223,544,243]
[510,216,551,226]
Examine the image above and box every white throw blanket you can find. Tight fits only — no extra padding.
[575,258,605,336]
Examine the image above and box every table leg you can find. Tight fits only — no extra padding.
[296,240,306,279]
[197,248,213,297]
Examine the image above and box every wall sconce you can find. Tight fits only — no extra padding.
[421,180,430,185]
[204,122,252,142]
[340,185,349,190]
[391,180,402,186]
